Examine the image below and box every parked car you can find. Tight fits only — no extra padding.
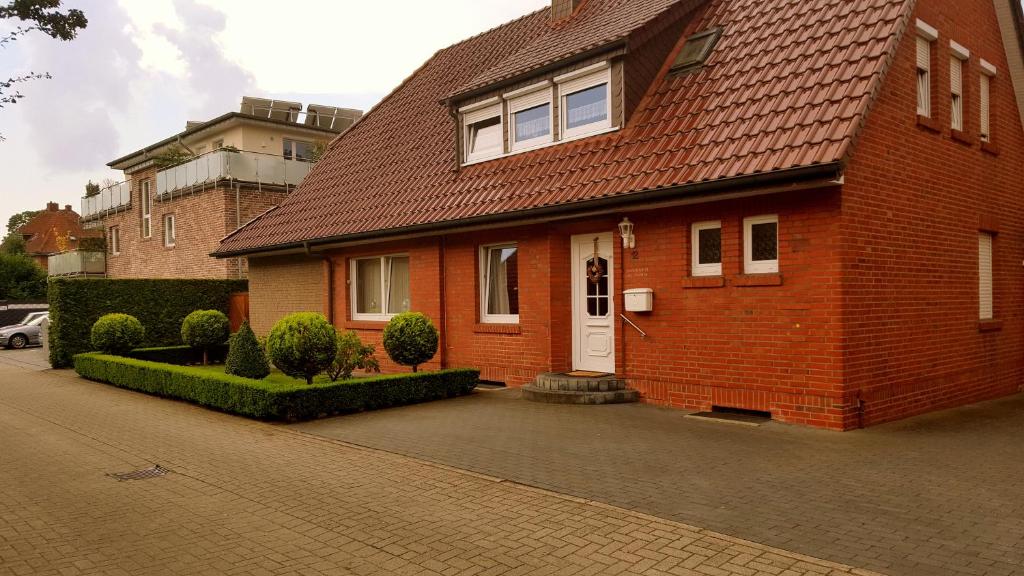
[0,312,49,349]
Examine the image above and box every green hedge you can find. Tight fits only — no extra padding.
[128,345,228,365]
[48,278,246,368]
[73,352,479,421]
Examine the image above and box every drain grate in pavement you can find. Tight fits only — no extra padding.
[688,410,770,426]
[108,464,170,481]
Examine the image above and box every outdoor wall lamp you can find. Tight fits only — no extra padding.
[618,217,638,258]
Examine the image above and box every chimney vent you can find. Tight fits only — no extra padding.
[550,0,583,21]
[46,202,58,212]
[64,205,72,211]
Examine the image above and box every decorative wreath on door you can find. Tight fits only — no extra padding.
[587,237,604,284]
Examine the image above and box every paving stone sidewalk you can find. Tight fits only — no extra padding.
[293,389,1024,576]
[0,361,880,576]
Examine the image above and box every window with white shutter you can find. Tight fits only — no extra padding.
[917,37,931,117]
[979,233,993,320]
[950,56,963,131]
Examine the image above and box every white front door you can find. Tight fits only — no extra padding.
[571,232,615,374]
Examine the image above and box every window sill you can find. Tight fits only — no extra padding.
[950,129,973,146]
[916,114,941,133]
[682,276,725,289]
[981,141,1000,156]
[732,273,783,287]
[345,320,388,331]
[473,323,522,334]
[978,319,1003,333]
[460,125,619,168]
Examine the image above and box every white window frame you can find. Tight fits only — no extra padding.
[950,42,969,131]
[980,59,997,143]
[691,221,722,277]
[283,138,314,161]
[140,180,152,238]
[556,63,613,141]
[163,213,176,248]
[979,233,993,320]
[350,254,410,322]
[109,226,120,256]
[743,215,779,274]
[479,243,520,324]
[461,99,503,164]
[506,81,554,152]
[915,20,937,118]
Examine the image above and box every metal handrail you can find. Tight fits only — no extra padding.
[620,314,647,338]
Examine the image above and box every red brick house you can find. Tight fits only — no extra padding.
[215,0,1024,429]
[16,202,102,271]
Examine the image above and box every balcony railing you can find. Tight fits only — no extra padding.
[156,149,312,197]
[81,181,131,221]
[47,251,106,277]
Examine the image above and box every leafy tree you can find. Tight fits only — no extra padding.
[0,252,45,299]
[152,145,195,168]
[382,312,439,372]
[181,310,229,365]
[1,1,88,140]
[1,209,39,254]
[327,330,380,381]
[266,312,337,385]
[6,210,38,234]
[225,321,270,379]
[90,313,144,356]
[84,180,100,197]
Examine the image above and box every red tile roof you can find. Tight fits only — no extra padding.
[217,0,912,256]
[18,204,101,256]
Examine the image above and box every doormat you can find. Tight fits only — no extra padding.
[565,371,610,378]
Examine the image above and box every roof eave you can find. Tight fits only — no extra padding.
[213,162,843,258]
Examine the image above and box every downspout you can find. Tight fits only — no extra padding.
[236,184,243,279]
[304,241,335,324]
[439,235,448,369]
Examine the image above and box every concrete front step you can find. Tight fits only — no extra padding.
[521,385,640,405]
[534,372,628,392]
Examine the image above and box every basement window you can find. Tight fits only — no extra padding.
[351,255,410,321]
[670,28,722,74]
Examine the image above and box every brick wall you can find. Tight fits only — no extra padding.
[840,0,1024,426]
[100,166,286,279]
[247,255,325,336]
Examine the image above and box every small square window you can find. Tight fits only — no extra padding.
[671,28,723,74]
[691,221,721,277]
[480,244,520,323]
[744,215,778,274]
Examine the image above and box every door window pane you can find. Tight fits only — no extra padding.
[485,246,519,316]
[585,257,609,317]
[514,103,550,142]
[565,84,608,130]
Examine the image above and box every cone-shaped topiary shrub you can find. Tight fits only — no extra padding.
[91,313,145,356]
[181,310,230,365]
[266,312,337,385]
[224,321,270,379]
[382,312,438,372]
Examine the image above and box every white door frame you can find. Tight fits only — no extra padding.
[570,232,615,373]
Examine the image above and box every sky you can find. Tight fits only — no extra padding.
[0,0,549,231]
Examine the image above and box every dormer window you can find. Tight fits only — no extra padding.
[671,28,722,74]
[461,98,503,163]
[557,62,612,139]
[506,81,554,151]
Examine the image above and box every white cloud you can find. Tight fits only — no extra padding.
[0,0,549,231]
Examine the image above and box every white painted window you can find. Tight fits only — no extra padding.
[979,233,993,320]
[140,180,152,238]
[350,255,410,321]
[506,82,553,151]
[743,215,779,274]
[283,139,314,161]
[557,63,612,140]
[691,221,722,277]
[980,60,996,143]
[949,41,969,131]
[461,100,503,163]
[480,243,520,324]
[915,20,937,118]
[163,214,176,248]
[109,226,120,256]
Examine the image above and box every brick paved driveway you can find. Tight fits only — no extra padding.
[292,389,1024,576]
[0,360,879,575]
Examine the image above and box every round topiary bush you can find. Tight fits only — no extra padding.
[382,312,438,372]
[90,313,144,356]
[266,312,338,384]
[225,320,270,379]
[181,310,229,365]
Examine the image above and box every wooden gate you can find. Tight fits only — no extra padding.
[227,292,250,332]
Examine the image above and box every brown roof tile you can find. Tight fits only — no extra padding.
[217,0,912,256]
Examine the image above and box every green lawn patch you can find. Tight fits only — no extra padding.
[73,352,479,421]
